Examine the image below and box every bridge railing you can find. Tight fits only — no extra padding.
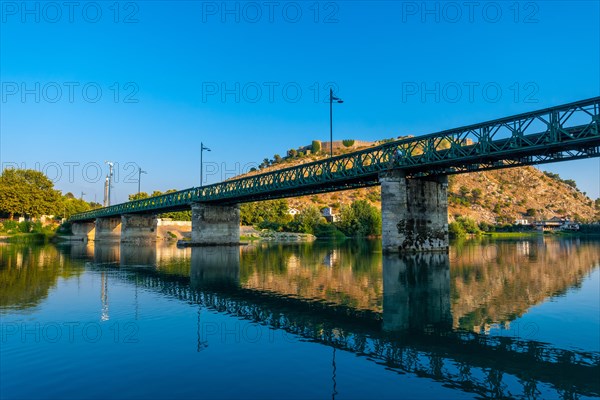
[70,97,600,221]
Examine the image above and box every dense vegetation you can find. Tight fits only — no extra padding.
[0,169,100,221]
[240,199,381,238]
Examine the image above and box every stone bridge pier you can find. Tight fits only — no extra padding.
[71,221,95,241]
[121,214,158,243]
[94,217,122,241]
[380,170,449,253]
[190,203,240,246]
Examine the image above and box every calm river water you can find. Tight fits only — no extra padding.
[1,237,599,399]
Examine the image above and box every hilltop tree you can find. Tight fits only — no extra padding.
[471,188,482,202]
[526,208,537,217]
[0,169,60,219]
[459,186,470,197]
[312,140,322,153]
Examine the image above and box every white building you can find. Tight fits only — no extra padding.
[320,207,339,222]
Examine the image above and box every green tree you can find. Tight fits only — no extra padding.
[526,208,537,217]
[0,169,60,219]
[336,200,381,236]
[240,199,291,226]
[311,140,322,153]
[471,188,482,202]
[129,192,149,201]
[449,222,466,238]
[57,197,92,219]
[456,216,480,234]
[293,206,323,234]
[459,185,470,197]
[342,139,355,147]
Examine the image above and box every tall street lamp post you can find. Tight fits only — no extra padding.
[329,88,344,157]
[137,167,147,195]
[105,161,114,206]
[200,142,211,187]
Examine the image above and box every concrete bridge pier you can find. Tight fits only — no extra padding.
[121,214,158,243]
[94,217,122,241]
[71,221,95,241]
[380,170,449,253]
[190,203,240,245]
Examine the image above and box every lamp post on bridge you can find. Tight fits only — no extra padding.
[137,167,147,195]
[329,88,344,158]
[200,142,211,187]
[104,161,114,206]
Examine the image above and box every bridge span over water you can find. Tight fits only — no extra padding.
[70,97,600,252]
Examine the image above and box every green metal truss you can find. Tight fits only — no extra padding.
[71,97,600,222]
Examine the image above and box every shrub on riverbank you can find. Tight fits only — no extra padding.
[449,217,481,238]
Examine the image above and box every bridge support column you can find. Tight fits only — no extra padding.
[190,203,240,245]
[121,214,158,243]
[71,221,95,241]
[380,170,448,252]
[94,217,122,242]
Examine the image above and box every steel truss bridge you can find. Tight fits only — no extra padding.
[71,97,600,222]
[89,262,599,399]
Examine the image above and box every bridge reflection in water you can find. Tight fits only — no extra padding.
[57,239,600,398]
[67,239,599,399]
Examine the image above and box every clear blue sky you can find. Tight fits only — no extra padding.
[1,1,599,203]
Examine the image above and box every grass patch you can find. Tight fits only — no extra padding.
[483,231,541,238]
[240,235,260,241]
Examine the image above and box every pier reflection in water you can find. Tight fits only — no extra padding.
[382,253,451,332]
[0,238,598,399]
